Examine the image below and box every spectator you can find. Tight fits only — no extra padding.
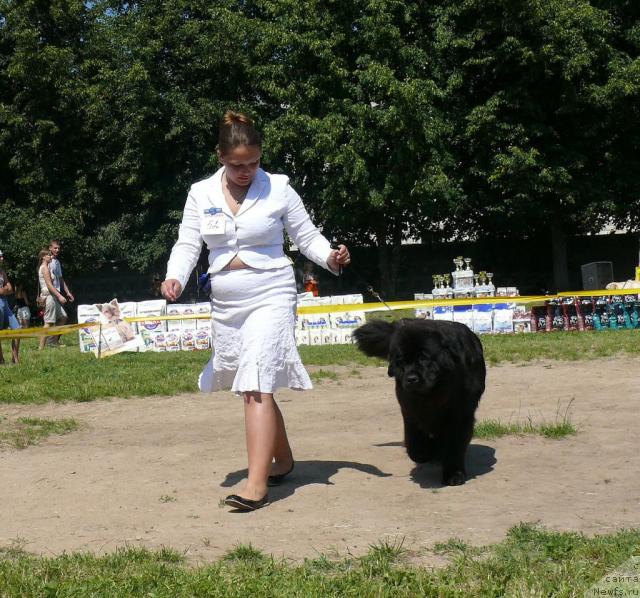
[48,239,74,346]
[12,282,31,360]
[303,261,319,296]
[38,249,67,351]
[0,250,20,364]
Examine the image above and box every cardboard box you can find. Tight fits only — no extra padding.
[472,304,493,334]
[295,329,310,346]
[136,299,167,333]
[433,306,453,321]
[77,304,101,353]
[493,303,515,333]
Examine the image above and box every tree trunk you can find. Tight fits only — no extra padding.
[375,223,402,300]
[551,222,570,291]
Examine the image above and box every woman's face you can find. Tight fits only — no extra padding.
[42,253,52,264]
[219,144,261,188]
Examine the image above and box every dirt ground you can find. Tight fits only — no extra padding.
[1,357,639,564]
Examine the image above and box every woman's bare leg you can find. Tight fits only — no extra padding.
[11,339,19,364]
[39,323,51,350]
[240,391,278,500]
[271,400,293,476]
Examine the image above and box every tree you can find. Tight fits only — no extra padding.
[242,0,458,298]
[431,0,640,290]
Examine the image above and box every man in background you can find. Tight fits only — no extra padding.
[48,239,74,346]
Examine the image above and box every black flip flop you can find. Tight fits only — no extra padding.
[224,494,270,511]
[268,460,295,486]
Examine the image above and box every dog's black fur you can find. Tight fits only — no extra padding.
[353,318,486,485]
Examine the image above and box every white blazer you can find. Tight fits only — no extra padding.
[165,167,335,289]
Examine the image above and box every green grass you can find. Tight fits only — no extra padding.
[309,368,341,383]
[474,418,577,440]
[0,524,638,596]
[2,329,638,404]
[0,416,80,449]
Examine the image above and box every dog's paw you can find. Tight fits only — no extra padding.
[442,471,466,486]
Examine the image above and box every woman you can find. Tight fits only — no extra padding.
[0,251,20,364]
[37,249,68,350]
[163,111,350,511]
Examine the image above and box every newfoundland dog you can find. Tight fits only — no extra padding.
[353,318,486,486]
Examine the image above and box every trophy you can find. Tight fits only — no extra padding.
[464,257,472,271]
[453,256,464,271]
[486,272,495,296]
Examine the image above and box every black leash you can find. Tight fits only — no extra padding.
[339,260,394,312]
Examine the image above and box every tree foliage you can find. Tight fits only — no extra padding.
[0,0,638,293]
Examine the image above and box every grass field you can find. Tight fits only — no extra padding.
[1,328,638,595]
[0,523,638,596]
[1,329,638,404]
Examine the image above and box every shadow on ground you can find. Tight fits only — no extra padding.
[409,444,497,489]
[221,460,393,504]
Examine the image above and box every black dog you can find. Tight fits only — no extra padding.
[353,318,486,486]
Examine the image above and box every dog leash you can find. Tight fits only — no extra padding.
[336,256,394,312]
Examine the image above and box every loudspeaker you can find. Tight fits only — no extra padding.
[581,261,614,290]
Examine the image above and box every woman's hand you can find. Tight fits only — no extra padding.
[327,244,351,273]
[161,279,183,302]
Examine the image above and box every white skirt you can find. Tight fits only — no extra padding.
[198,266,313,394]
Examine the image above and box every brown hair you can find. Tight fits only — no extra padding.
[218,110,262,155]
[38,249,51,265]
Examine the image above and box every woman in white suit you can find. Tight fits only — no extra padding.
[162,111,350,511]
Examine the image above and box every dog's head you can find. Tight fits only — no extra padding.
[353,319,457,393]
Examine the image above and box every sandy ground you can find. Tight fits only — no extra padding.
[1,357,639,564]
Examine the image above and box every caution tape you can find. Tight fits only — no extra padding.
[1,289,637,340]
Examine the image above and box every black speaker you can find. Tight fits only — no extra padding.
[581,261,614,290]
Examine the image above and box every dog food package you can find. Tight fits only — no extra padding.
[300,313,331,330]
[561,300,581,331]
[179,329,196,351]
[330,328,345,344]
[329,295,345,305]
[433,305,453,321]
[295,328,310,345]
[453,305,474,330]
[340,328,355,344]
[297,291,314,302]
[180,304,198,330]
[136,299,167,333]
[493,303,515,333]
[194,302,212,328]
[77,304,101,353]
[414,308,433,319]
[165,331,181,351]
[118,302,138,334]
[321,328,334,345]
[341,293,364,305]
[297,296,320,309]
[530,305,547,332]
[315,296,332,306]
[194,324,211,350]
[139,328,167,351]
[472,304,493,334]
[308,329,324,345]
[165,303,183,332]
[331,311,365,328]
[511,304,532,333]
